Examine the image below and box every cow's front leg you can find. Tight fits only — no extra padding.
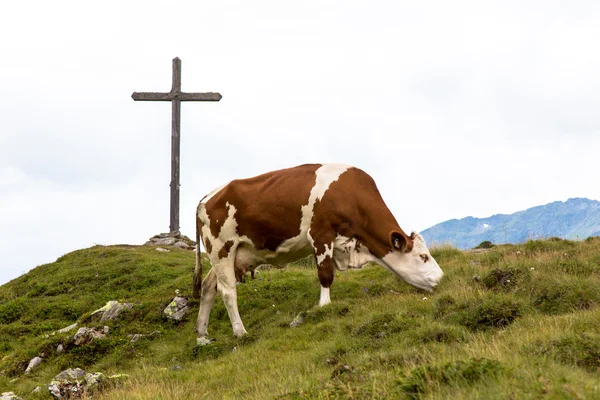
[216,261,248,337]
[196,267,218,344]
[317,257,334,306]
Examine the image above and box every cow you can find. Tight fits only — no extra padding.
[193,164,443,342]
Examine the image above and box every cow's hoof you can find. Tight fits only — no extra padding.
[196,336,215,346]
[233,330,248,339]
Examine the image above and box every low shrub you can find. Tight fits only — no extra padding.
[474,241,494,249]
[397,358,503,399]
[532,333,600,372]
[353,312,416,338]
[436,296,522,331]
[482,268,530,291]
[531,279,600,315]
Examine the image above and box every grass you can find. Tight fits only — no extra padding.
[0,237,598,399]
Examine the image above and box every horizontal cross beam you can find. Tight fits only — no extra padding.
[131,92,222,101]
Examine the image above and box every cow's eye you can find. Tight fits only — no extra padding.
[420,254,429,262]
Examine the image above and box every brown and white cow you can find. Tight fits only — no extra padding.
[193,164,443,342]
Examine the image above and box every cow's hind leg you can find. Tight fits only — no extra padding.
[196,267,218,344]
[215,258,248,337]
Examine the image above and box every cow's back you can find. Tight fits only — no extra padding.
[200,164,321,251]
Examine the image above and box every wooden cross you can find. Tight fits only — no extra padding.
[132,57,221,234]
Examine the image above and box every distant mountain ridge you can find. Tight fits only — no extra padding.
[421,198,600,249]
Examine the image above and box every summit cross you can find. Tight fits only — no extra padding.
[132,57,221,233]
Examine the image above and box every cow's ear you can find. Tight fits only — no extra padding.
[390,231,413,253]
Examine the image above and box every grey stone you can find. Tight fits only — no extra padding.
[91,301,133,323]
[0,392,23,400]
[147,237,177,246]
[163,296,190,321]
[58,323,78,334]
[196,336,214,346]
[290,311,306,328]
[56,344,64,353]
[173,241,192,250]
[32,386,42,394]
[84,372,105,389]
[46,370,106,399]
[156,247,170,252]
[73,327,106,346]
[25,356,42,374]
[128,330,160,343]
[54,368,86,381]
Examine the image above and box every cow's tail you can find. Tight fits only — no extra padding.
[193,216,203,299]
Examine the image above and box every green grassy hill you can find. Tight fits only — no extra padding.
[0,238,599,399]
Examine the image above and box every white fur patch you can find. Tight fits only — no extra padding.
[319,286,331,306]
[331,234,378,271]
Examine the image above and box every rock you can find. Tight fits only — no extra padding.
[171,365,183,371]
[128,334,143,343]
[84,372,105,389]
[156,247,170,252]
[174,241,192,250]
[163,296,190,321]
[128,331,160,343]
[73,327,106,346]
[57,344,64,353]
[91,301,133,323]
[24,356,42,374]
[58,323,78,334]
[47,369,107,398]
[103,326,110,334]
[290,311,306,328]
[54,368,86,381]
[145,231,196,247]
[147,237,177,246]
[196,337,214,346]
[32,387,42,394]
[0,392,23,400]
[47,383,62,399]
[331,364,353,378]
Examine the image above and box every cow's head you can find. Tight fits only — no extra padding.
[382,231,443,292]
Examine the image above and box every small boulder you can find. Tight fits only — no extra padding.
[24,356,42,374]
[0,392,23,400]
[174,241,192,250]
[84,372,106,390]
[290,311,306,328]
[156,247,170,253]
[73,327,106,346]
[91,301,133,323]
[46,368,108,398]
[58,323,78,334]
[147,237,177,246]
[56,344,64,354]
[163,296,190,321]
[54,368,86,381]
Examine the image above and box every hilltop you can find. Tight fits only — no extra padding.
[422,197,600,249]
[0,239,599,399]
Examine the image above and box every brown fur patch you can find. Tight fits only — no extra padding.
[317,257,335,288]
[203,164,320,251]
[204,238,213,254]
[311,167,412,259]
[218,240,234,259]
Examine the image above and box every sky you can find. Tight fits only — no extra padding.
[1,1,599,285]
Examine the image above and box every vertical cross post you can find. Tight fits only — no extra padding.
[132,57,222,234]
[170,58,182,233]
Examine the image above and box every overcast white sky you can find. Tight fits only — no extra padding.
[1,1,599,285]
